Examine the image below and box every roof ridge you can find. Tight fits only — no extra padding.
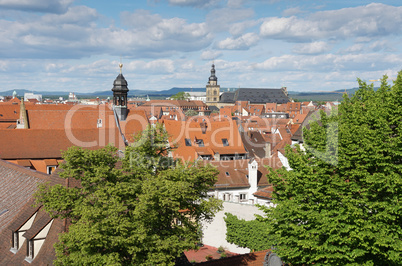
[0,159,51,180]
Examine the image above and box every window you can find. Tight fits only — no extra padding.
[97,119,103,128]
[225,172,230,176]
[222,138,229,147]
[195,139,204,147]
[184,138,192,146]
[240,193,247,201]
[10,212,37,254]
[25,219,54,263]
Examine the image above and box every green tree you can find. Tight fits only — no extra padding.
[35,124,222,266]
[185,109,198,116]
[226,72,402,265]
[224,213,271,252]
[171,91,190,100]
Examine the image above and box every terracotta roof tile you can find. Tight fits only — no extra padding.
[254,186,274,199]
[198,249,271,265]
[0,128,126,159]
[0,159,62,233]
[164,119,246,162]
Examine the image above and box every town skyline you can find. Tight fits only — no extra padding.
[0,0,401,93]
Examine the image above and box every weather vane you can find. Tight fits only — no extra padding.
[119,56,123,74]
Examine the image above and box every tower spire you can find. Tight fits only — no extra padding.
[112,62,129,121]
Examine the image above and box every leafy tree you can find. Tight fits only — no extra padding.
[171,91,190,100]
[315,100,326,106]
[224,213,271,252]
[35,124,222,266]
[185,109,198,116]
[226,72,402,265]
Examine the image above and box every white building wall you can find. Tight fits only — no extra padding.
[278,151,291,170]
[201,201,266,254]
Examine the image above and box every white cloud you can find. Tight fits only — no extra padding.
[229,19,260,36]
[121,10,162,29]
[260,3,402,42]
[0,8,213,59]
[216,32,259,50]
[292,41,331,55]
[369,40,391,52]
[282,7,304,17]
[168,0,219,8]
[206,7,254,32]
[339,44,365,54]
[41,6,98,26]
[227,0,244,8]
[253,53,402,72]
[0,0,73,13]
[201,50,222,60]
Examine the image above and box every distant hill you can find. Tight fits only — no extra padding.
[0,87,367,101]
[0,87,206,98]
[288,87,362,101]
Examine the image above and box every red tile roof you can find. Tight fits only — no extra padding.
[208,157,282,189]
[198,249,271,265]
[119,109,150,143]
[0,104,20,122]
[254,185,274,199]
[0,159,63,233]
[0,128,126,159]
[184,245,238,263]
[164,119,247,162]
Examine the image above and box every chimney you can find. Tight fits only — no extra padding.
[16,98,29,129]
[248,158,258,194]
[264,142,271,158]
[200,122,207,134]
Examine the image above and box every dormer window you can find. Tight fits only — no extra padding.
[46,166,57,175]
[222,138,229,147]
[195,139,204,147]
[97,119,103,128]
[24,219,54,263]
[10,212,37,254]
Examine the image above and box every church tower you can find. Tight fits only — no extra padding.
[206,64,220,107]
[112,63,129,121]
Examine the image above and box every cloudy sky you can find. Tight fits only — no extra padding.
[0,0,401,93]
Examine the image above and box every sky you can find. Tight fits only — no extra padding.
[0,0,401,94]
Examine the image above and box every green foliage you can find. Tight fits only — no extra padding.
[262,72,402,265]
[224,212,272,252]
[185,109,198,116]
[35,124,222,266]
[171,91,190,100]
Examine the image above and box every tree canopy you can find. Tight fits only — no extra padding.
[185,109,198,116]
[226,72,402,265]
[35,124,222,266]
[170,91,190,100]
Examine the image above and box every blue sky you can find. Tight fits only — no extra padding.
[0,0,401,93]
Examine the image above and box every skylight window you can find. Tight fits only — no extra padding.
[195,139,204,147]
[185,138,192,146]
[222,138,229,146]
[225,172,230,176]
